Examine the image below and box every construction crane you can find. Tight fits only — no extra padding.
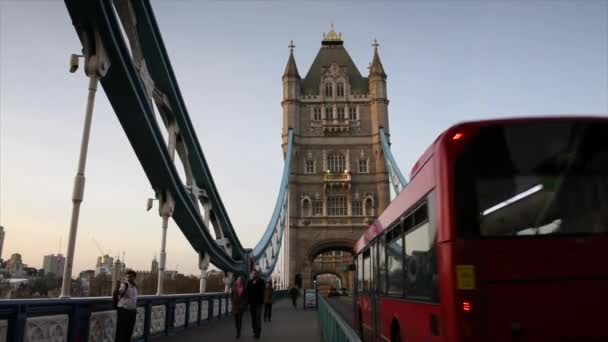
[92,237,105,256]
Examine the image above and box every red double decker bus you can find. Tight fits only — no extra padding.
[353,117,608,341]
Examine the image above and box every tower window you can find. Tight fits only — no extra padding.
[352,200,363,216]
[349,106,357,120]
[365,198,374,216]
[325,83,333,97]
[358,159,368,173]
[325,107,333,120]
[328,153,346,173]
[305,159,315,174]
[337,107,345,120]
[313,107,322,121]
[312,200,323,216]
[302,198,311,217]
[328,195,347,216]
[337,82,345,97]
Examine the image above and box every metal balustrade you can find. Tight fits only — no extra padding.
[0,290,288,342]
[317,295,361,342]
[0,292,230,342]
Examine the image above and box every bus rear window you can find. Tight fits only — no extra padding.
[454,120,608,238]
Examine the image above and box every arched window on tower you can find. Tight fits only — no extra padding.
[352,200,363,216]
[327,153,346,173]
[364,197,374,217]
[336,82,345,97]
[337,107,345,120]
[325,82,333,97]
[313,106,322,121]
[302,197,311,217]
[348,106,357,120]
[325,106,333,120]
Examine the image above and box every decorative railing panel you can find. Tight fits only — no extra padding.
[174,303,186,328]
[212,299,219,318]
[188,301,199,324]
[0,320,6,342]
[26,314,69,342]
[150,305,166,334]
[201,300,209,321]
[88,311,116,342]
[131,307,145,340]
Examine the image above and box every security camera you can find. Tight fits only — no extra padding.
[69,54,80,73]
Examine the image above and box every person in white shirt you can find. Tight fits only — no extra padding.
[115,270,138,342]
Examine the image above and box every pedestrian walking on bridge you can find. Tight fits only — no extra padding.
[115,270,138,342]
[231,276,247,339]
[247,269,265,339]
[289,287,299,309]
[263,281,274,322]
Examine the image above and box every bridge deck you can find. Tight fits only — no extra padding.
[158,298,323,341]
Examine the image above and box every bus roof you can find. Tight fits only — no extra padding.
[353,115,608,255]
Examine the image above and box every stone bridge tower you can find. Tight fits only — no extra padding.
[281,26,390,289]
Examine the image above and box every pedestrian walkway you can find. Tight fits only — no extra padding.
[158,298,323,342]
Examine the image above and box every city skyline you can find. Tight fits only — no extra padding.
[1,1,606,277]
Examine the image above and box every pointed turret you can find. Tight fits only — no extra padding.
[369,42,386,78]
[282,40,301,138]
[369,39,389,135]
[283,47,301,79]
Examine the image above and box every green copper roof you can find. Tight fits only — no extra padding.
[301,45,369,95]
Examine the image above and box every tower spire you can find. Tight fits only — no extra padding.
[369,38,386,78]
[283,40,300,79]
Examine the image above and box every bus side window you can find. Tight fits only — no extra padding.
[363,250,371,291]
[404,203,439,302]
[386,225,404,297]
[378,235,387,294]
[357,253,363,291]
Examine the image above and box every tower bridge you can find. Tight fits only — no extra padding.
[0,1,407,341]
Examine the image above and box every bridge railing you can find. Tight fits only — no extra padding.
[0,292,231,342]
[317,295,361,342]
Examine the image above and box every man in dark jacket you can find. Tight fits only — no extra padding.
[246,269,265,339]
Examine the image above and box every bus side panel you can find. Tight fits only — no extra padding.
[436,138,461,341]
[358,294,374,341]
[379,297,442,342]
[437,241,465,342]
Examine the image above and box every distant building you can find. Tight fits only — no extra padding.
[42,254,66,277]
[0,226,5,261]
[23,267,38,277]
[151,257,159,275]
[79,270,95,296]
[95,255,114,276]
[165,270,178,280]
[6,253,24,277]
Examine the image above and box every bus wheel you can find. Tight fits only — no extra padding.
[391,322,402,342]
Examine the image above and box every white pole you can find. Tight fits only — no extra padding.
[60,74,99,298]
[199,252,210,293]
[156,214,169,295]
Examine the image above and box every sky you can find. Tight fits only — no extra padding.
[0,0,606,277]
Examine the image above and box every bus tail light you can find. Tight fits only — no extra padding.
[452,133,464,140]
[462,301,471,312]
